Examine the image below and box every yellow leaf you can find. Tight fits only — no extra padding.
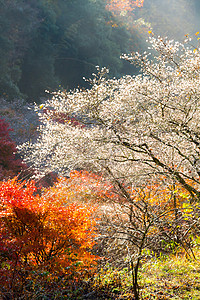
[148,30,152,34]
[193,49,197,53]
[195,32,200,36]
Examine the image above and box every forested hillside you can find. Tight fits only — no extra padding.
[0,0,133,101]
[2,0,200,102]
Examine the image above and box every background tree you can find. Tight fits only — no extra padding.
[140,0,196,39]
[0,118,26,180]
[0,0,132,101]
[3,0,200,101]
[0,0,40,99]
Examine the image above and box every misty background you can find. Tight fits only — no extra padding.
[0,0,200,102]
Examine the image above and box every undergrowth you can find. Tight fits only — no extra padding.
[87,247,200,300]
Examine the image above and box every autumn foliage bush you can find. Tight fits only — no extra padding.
[0,177,98,298]
[0,118,26,180]
[52,170,118,204]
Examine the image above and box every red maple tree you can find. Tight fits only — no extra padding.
[0,118,26,180]
[0,177,98,297]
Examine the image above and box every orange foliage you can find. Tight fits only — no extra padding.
[105,0,147,50]
[129,179,197,249]
[52,170,119,204]
[130,179,193,216]
[106,0,144,14]
[0,178,97,295]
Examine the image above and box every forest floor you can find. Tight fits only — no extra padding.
[82,247,200,300]
[139,250,200,299]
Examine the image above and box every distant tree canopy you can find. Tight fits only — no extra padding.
[1,0,200,101]
[0,0,132,101]
[141,0,200,39]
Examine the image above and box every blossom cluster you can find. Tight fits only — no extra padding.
[18,36,200,200]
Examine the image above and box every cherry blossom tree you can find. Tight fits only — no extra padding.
[20,35,200,201]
